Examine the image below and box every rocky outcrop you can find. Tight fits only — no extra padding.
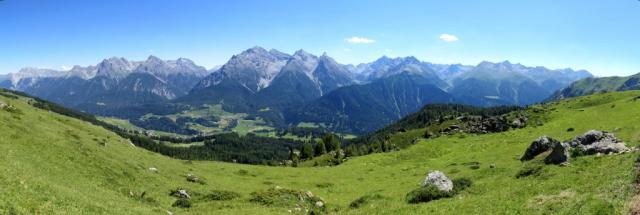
[520,136,559,161]
[449,115,528,135]
[421,171,453,192]
[521,130,630,165]
[544,142,570,164]
[568,130,630,154]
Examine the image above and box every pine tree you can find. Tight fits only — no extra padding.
[315,141,326,156]
[323,133,340,152]
[301,142,315,159]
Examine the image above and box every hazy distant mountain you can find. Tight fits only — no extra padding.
[286,58,592,133]
[448,61,592,106]
[426,63,474,86]
[355,56,448,88]
[351,57,591,107]
[0,56,210,116]
[548,73,640,100]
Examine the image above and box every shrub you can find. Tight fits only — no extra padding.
[406,184,451,204]
[201,190,241,201]
[172,198,192,208]
[350,194,385,208]
[406,177,473,204]
[451,178,473,193]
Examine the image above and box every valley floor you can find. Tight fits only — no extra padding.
[1,91,640,214]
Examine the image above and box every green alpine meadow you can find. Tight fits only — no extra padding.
[2,88,640,214]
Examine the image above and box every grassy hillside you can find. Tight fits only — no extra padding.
[1,90,640,214]
[548,73,640,100]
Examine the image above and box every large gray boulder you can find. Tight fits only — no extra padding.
[421,171,453,192]
[520,136,559,161]
[544,142,570,164]
[568,130,629,154]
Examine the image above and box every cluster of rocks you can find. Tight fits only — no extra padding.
[521,130,633,165]
[510,115,528,129]
[567,130,630,155]
[439,115,528,135]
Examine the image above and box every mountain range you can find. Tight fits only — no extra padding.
[177,47,355,112]
[0,56,210,116]
[0,46,593,134]
[285,57,591,133]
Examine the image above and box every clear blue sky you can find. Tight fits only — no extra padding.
[1,0,639,76]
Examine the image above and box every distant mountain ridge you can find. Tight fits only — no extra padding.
[0,46,594,134]
[0,56,211,116]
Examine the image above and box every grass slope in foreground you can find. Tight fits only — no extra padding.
[1,91,640,214]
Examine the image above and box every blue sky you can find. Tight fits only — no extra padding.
[1,0,639,76]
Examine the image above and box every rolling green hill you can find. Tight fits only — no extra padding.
[548,73,640,101]
[1,90,640,214]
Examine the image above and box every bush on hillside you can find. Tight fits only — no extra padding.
[349,194,385,208]
[406,184,452,204]
[201,190,241,201]
[172,198,192,208]
[451,178,473,193]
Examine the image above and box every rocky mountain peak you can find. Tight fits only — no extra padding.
[401,56,421,65]
[244,46,268,54]
[145,55,164,64]
[293,49,317,60]
[96,57,137,78]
